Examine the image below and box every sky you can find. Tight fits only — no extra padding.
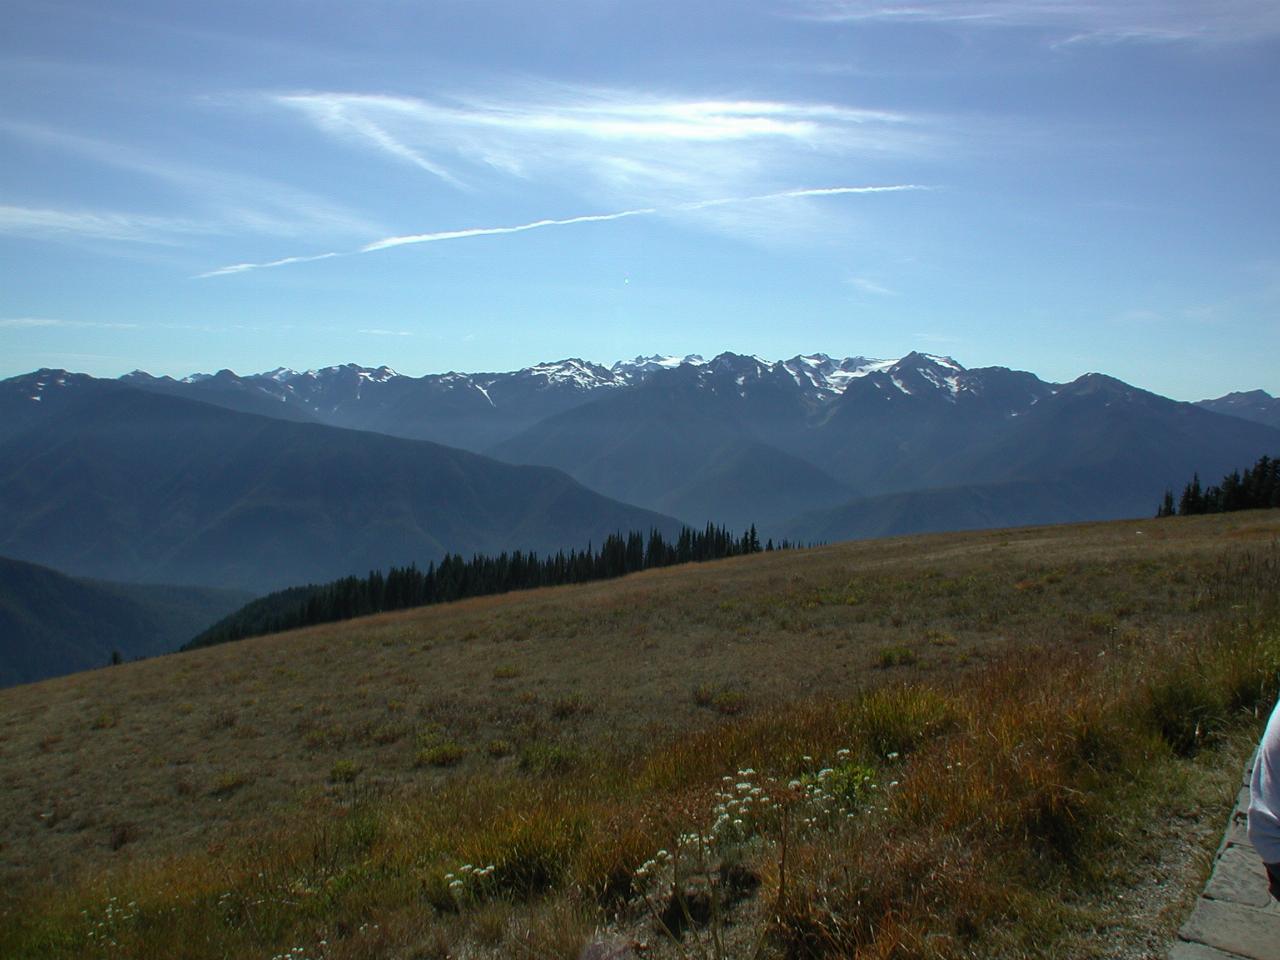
[1,0,1278,400]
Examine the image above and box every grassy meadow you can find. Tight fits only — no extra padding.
[1,511,1279,958]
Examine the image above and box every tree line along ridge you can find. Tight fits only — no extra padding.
[1157,453,1279,517]
[186,523,805,649]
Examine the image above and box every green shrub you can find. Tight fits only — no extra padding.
[692,684,747,715]
[207,770,250,796]
[519,741,583,775]
[877,645,918,668]
[329,759,361,783]
[712,690,747,715]
[416,743,466,768]
[856,685,956,758]
[550,694,592,719]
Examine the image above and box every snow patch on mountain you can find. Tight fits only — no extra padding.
[613,354,707,375]
[524,359,623,390]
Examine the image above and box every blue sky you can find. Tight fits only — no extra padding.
[2,0,1277,400]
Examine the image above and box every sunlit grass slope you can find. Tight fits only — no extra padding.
[1,512,1278,959]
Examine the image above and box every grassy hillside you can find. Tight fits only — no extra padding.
[0,556,251,687]
[0,512,1277,959]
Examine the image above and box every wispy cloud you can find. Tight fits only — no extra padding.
[358,328,413,337]
[847,275,898,296]
[796,1,1280,44]
[0,119,380,239]
[360,207,659,254]
[0,316,140,329]
[273,87,933,211]
[272,96,465,188]
[0,204,210,244]
[200,252,341,278]
[198,184,928,278]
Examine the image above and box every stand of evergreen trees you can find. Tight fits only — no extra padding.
[187,523,798,649]
[1156,454,1279,517]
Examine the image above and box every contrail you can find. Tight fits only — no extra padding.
[362,206,660,253]
[197,251,342,279]
[680,184,925,209]
[196,184,928,278]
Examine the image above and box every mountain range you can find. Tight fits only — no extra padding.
[1196,389,1280,430]
[111,352,1280,532]
[2,352,1277,594]
[0,378,679,592]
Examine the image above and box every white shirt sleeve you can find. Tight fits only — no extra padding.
[1249,699,1280,865]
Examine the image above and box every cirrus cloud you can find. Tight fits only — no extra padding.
[795,0,1280,45]
[0,316,141,329]
[0,203,212,245]
[272,86,934,208]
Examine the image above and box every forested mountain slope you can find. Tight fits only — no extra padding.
[0,555,248,686]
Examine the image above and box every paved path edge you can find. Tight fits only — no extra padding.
[1169,754,1280,960]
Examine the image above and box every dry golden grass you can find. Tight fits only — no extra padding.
[1,511,1278,959]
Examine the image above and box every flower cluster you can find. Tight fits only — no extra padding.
[269,946,325,960]
[445,861,496,901]
[82,896,137,950]
[709,768,780,845]
[785,749,882,830]
[631,750,894,894]
[633,847,671,879]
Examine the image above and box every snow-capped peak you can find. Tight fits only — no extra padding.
[775,355,894,395]
[613,354,707,374]
[359,365,397,382]
[795,353,832,367]
[522,358,621,390]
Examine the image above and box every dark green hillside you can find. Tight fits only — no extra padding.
[0,387,682,592]
[0,556,249,687]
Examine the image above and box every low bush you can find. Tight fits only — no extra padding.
[417,743,466,768]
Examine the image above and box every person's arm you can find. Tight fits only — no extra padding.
[1248,699,1280,900]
